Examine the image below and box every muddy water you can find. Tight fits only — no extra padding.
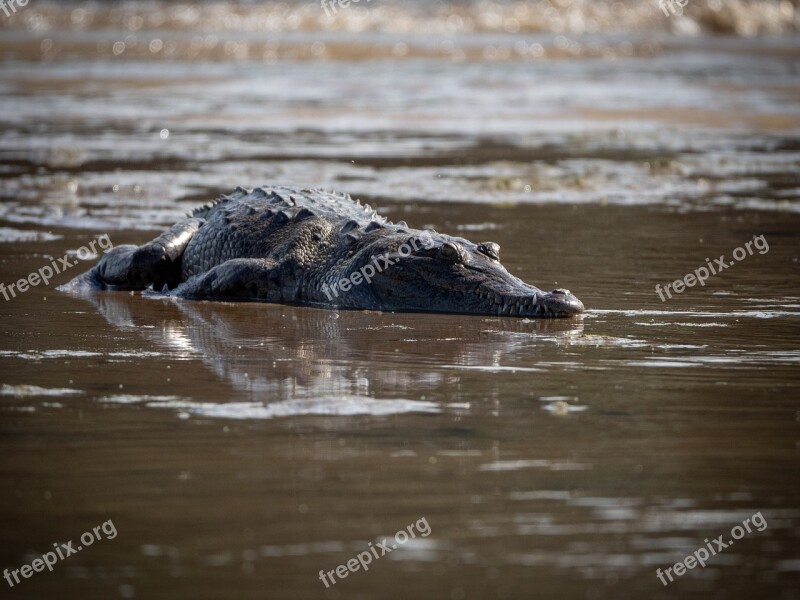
[1,2,800,599]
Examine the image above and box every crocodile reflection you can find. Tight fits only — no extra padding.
[81,292,584,405]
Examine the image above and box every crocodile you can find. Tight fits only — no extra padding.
[61,186,585,318]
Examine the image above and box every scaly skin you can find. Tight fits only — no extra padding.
[61,186,585,318]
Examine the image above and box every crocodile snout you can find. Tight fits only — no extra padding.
[541,288,584,317]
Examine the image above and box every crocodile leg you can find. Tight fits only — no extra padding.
[173,258,282,301]
[71,218,204,291]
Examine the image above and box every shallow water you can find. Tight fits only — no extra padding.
[1,2,800,599]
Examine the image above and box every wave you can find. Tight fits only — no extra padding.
[1,0,797,38]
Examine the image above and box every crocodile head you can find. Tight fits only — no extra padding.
[357,232,584,318]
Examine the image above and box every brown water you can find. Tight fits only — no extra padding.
[1,2,800,599]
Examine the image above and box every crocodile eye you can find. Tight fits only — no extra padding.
[478,242,500,261]
[439,242,461,262]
